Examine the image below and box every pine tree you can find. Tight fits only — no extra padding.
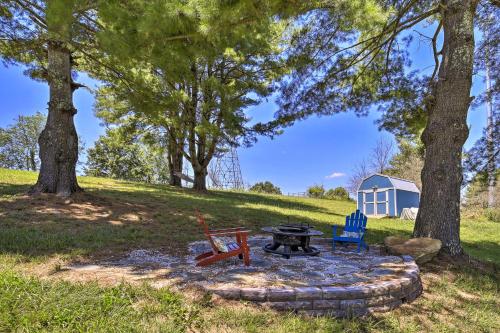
[0,0,99,195]
[277,0,499,255]
[92,0,286,191]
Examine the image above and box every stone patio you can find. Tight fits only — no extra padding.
[65,236,422,317]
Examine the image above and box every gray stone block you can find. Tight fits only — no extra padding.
[340,299,366,309]
[401,255,414,263]
[365,295,395,306]
[240,287,267,301]
[382,280,402,292]
[313,299,340,310]
[402,281,419,295]
[265,301,312,310]
[267,288,297,301]
[295,286,322,300]
[366,284,389,297]
[322,286,371,300]
[406,287,422,302]
[399,276,413,289]
[212,288,241,300]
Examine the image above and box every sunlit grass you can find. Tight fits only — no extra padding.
[0,168,499,332]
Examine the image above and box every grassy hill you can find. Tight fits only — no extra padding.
[0,168,499,332]
[0,168,498,264]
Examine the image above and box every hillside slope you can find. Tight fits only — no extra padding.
[0,168,499,332]
[0,168,498,264]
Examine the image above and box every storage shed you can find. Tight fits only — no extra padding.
[356,174,420,217]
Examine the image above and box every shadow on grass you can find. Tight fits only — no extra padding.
[0,183,355,260]
[2,182,496,267]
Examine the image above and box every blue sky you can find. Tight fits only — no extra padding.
[0,23,489,194]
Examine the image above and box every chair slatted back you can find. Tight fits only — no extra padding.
[195,210,218,253]
[344,210,367,233]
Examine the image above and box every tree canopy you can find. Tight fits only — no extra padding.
[0,112,46,171]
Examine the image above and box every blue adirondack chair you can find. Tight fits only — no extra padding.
[332,210,369,252]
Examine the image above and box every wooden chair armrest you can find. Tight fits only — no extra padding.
[209,227,245,232]
[208,230,250,236]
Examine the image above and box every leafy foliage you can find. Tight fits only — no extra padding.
[249,181,282,195]
[307,184,325,198]
[0,112,45,171]
[325,187,350,201]
[386,138,424,189]
[84,129,169,184]
[90,0,288,190]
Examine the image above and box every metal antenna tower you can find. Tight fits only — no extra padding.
[209,147,244,190]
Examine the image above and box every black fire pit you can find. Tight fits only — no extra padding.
[261,224,323,259]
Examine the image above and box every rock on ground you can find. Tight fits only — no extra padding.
[384,236,442,264]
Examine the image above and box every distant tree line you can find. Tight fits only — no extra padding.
[249,181,282,195]
[0,113,45,171]
[307,185,350,201]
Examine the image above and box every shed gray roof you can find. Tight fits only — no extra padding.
[363,173,420,193]
[388,176,420,193]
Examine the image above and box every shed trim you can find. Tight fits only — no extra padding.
[356,173,420,193]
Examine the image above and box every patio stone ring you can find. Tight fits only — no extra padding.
[186,236,423,317]
[75,235,423,318]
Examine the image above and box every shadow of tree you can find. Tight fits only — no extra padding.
[1,182,497,268]
[0,183,354,261]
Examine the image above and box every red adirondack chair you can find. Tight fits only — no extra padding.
[194,210,251,266]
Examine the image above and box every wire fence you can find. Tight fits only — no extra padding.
[286,192,307,197]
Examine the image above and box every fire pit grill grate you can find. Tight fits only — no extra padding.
[261,224,323,259]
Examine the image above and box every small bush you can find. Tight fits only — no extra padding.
[484,208,500,223]
[325,187,351,200]
[249,181,282,195]
[307,185,325,198]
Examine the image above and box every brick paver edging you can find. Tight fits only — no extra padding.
[206,255,422,318]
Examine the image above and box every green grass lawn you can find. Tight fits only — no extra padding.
[0,168,499,332]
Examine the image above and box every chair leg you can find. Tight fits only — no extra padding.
[242,246,250,266]
[357,241,362,253]
[195,251,214,260]
[333,240,336,251]
[240,233,250,266]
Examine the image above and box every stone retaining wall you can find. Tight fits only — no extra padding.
[207,255,422,317]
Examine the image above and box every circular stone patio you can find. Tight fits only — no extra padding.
[89,235,422,317]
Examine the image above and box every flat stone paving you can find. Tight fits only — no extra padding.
[65,236,422,317]
[181,236,409,288]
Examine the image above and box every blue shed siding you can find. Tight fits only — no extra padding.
[357,192,363,211]
[388,189,395,216]
[395,190,420,216]
[358,174,419,217]
[358,175,393,190]
[365,203,374,215]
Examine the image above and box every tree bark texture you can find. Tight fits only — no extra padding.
[168,138,183,187]
[414,0,477,255]
[193,167,208,191]
[30,40,81,196]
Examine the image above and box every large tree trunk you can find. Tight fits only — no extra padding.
[168,140,183,187]
[29,149,37,171]
[414,0,477,256]
[30,40,81,196]
[193,167,207,191]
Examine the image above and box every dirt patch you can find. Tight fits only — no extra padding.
[45,237,414,291]
[0,192,154,225]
